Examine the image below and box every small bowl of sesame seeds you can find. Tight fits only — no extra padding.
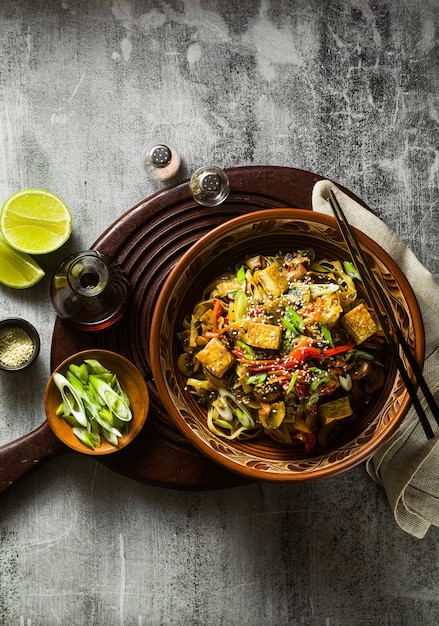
[0,318,40,372]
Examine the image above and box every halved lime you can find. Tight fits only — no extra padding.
[1,188,72,254]
[0,231,45,288]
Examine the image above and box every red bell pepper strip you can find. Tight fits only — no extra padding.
[282,341,356,369]
[232,347,247,360]
[240,341,355,372]
[294,430,316,452]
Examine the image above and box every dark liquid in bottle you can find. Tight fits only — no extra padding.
[80,271,100,289]
[50,251,130,331]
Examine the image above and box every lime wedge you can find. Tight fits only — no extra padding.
[1,188,72,254]
[0,231,45,288]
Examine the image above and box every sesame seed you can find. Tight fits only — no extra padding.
[0,326,35,368]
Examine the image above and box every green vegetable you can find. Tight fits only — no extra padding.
[236,265,246,283]
[66,370,101,420]
[246,373,268,385]
[236,340,255,358]
[53,373,88,428]
[309,373,330,392]
[343,260,361,281]
[234,289,248,320]
[213,419,234,430]
[282,305,305,334]
[69,362,89,384]
[72,426,100,450]
[304,392,320,410]
[84,358,113,382]
[94,410,123,437]
[84,358,110,374]
[339,373,352,392]
[286,370,299,395]
[88,375,132,422]
[235,407,255,429]
[101,428,119,446]
[212,388,256,430]
[321,325,334,347]
[309,283,339,297]
[353,349,374,361]
[53,360,132,449]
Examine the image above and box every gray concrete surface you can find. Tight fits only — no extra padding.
[1,1,439,624]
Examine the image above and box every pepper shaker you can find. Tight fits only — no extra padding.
[141,142,181,181]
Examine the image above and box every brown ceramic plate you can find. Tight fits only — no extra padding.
[45,349,149,455]
[150,209,424,482]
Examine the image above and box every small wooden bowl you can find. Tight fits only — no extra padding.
[44,349,149,455]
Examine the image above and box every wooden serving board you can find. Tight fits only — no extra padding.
[0,166,366,496]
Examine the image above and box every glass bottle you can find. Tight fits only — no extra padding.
[50,250,130,331]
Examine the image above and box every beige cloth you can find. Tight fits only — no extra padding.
[312,180,439,539]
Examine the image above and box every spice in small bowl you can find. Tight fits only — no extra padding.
[0,318,40,371]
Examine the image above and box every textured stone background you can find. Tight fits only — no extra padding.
[0,1,438,624]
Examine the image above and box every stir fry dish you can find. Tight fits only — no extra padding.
[177,249,386,452]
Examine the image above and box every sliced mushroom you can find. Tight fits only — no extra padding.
[349,359,372,380]
[259,401,286,429]
[363,367,386,394]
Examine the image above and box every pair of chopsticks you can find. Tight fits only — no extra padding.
[328,189,439,440]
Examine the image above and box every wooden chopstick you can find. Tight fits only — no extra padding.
[328,189,438,440]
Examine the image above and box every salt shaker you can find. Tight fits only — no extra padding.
[189,166,230,207]
[141,142,181,181]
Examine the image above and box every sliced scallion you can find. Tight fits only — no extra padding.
[343,260,361,281]
[72,426,100,449]
[339,373,352,392]
[321,325,334,347]
[53,360,133,449]
[286,370,299,395]
[236,265,246,283]
[283,304,305,334]
[53,373,88,428]
[246,373,268,385]
[309,283,339,297]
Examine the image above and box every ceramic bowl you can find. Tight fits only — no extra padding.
[44,349,149,455]
[0,318,40,372]
[150,208,424,482]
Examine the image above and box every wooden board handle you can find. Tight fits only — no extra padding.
[0,422,65,498]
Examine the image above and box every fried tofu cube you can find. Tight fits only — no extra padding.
[318,397,353,425]
[195,338,236,377]
[247,322,282,350]
[215,280,242,297]
[341,303,378,344]
[255,263,289,298]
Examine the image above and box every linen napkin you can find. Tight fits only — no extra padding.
[312,179,439,539]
